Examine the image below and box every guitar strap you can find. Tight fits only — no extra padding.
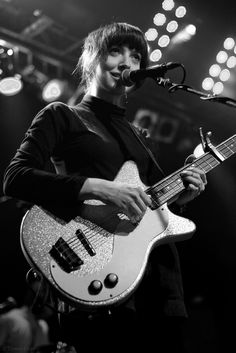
[128,122,165,178]
[129,123,186,213]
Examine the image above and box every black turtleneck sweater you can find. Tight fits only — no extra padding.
[3,95,163,205]
[3,95,187,317]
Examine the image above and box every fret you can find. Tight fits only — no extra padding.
[147,134,236,208]
[187,154,219,174]
[219,143,236,157]
[158,183,185,205]
[150,171,185,206]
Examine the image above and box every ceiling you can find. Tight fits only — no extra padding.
[1,0,236,77]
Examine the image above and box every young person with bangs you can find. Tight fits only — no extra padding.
[3,22,206,352]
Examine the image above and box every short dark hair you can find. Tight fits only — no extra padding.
[74,22,149,91]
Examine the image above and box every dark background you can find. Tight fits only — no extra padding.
[1,1,236,351]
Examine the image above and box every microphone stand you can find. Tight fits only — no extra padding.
[154,77,236,155]
[155,77,236,109]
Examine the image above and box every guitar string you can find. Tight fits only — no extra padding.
[54,142,235,263]
[54,138,236,264]
[151,138,236,203]
[53,156,220,263]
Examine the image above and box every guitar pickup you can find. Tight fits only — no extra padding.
[50,237,83,273]
[76,229,96,256]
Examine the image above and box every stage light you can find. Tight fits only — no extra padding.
[41,79,65,102]
[153,13,166,26]
[171,30,190,44]
[216,51,228,64]
[175,6,186,18]
[212,81,224,94]
[219,69,230,82]
[150,49,162,62]
[158,35,170,48]
[166,20,178,33]
[162,0,175,11]
[223,38,235,50]
[0,39,7,46]
[209,64,221,77]
[0,75,23,96]
[202,77,214,91]
[7,48,14,56]
[0,47,23,96]
[227,56,236,68]
[145,28,158,41]
[185,24,196,36]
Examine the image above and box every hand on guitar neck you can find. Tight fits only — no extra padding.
[79,178,152,225]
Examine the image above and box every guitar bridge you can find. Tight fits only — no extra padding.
[50,237,83,273]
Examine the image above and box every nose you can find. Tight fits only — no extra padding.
[118,63,130,72]
[118,53,131,72]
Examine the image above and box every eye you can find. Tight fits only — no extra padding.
[132,52,142,62]
[109,46,121,55]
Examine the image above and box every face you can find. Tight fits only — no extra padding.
[89,45,142,104]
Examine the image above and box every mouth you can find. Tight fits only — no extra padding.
[110,72,121,80]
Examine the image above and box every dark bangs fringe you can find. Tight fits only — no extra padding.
[101,24,149,69]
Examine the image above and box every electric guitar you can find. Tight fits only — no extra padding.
[20,134,236,311]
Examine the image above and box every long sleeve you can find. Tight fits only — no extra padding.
[3,103,87,206]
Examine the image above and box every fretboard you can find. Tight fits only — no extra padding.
[147,134,236,208]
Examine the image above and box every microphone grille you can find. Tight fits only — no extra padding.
[121,69,134,87]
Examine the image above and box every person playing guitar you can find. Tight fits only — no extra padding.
[3,22,207,352]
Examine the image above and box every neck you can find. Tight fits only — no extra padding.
[86,86,127,108]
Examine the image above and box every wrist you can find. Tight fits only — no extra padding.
[79,178,110,201]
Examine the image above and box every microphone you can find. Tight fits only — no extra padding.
[121,62,181,86]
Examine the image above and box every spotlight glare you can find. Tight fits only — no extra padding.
[162,0,175,11]
[145,28,158,41]
[166,20,178,33]
[219,69,230,82]
[175,6,186,18]
[153,13,166,26]
[202,77,214,91]
[216,51,228,64]
[0,39,7,46]
[0,75,23,96]
[227,56,236,68]
[158,34,170,48]
[223,37,235,50]
[209,64,221,77]
[150,49,162,62]
[185,24,196,36]
[42,79,64,102]
[7,48,14,56]
[212,81,224,95]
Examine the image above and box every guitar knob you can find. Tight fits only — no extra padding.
[88,280,103,294]
[104,273,118,288]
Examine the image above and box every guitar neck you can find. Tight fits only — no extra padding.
[147,134,236,207]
